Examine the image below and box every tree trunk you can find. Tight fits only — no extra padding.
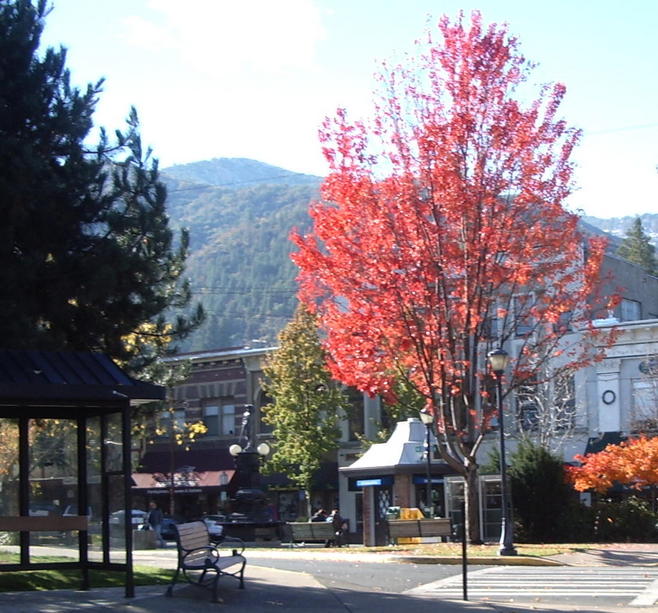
[464,462,482,544]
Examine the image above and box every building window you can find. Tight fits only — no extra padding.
[202,401,236,437]
[157,409,185,438]
[514,294,535,336]
[515,379,539,431]
[203,404,219,437]
[621,298,641,322]
[347,387,365,441]
[631,380,658,432]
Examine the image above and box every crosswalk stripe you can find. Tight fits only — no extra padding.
[406,566,658,605]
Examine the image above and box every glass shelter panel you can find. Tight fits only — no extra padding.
[0,419,19,538]
[104,414,123,473]
[28,419,77,547]
[87,417,103,561]
[108,473,128,564]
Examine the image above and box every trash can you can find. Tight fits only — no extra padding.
[132,529,156,549]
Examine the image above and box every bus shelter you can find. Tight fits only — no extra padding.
[0,350,164,597]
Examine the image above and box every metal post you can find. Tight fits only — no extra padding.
[425,422,432,517]
[496,373,517,556]
[461,501,468,601]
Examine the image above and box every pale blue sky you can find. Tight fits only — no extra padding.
[40,0,658,219]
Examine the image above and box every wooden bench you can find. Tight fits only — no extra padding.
[165,520,246,603]
[284,521,336,547]
[387,518,452,544]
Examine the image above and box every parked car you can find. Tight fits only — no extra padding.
[62,504,92,520]
[160,516,180,541]
[202,515,226,539]
[110,509,147,527]
[29,503,58,517]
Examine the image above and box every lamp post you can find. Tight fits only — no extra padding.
[487,348,517,556]
[229,440,271,489]
[419,408,434,518]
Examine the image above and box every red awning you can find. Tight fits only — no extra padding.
[131,470,235,490]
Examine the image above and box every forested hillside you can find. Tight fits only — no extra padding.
[161,158,654,353]
[161,159,320,351]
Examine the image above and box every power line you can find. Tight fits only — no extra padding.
[165,172,322,194]
[586,122,658,136]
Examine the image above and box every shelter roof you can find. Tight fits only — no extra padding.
[341,418,447,475]
[0,350,164,404]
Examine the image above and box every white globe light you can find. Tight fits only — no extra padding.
[229,444,243,456]
[257,442,271,456]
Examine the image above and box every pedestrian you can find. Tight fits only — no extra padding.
[310,508,327,522]
[146,500,165,547]
[325,508,346,547]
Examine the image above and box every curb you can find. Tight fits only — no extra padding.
[394,555,565,566]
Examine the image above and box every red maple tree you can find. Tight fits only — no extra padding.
[291,12,616,542]
[567,436,658,493]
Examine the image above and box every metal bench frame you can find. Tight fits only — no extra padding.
[165,520,246,603]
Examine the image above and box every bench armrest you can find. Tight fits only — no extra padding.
[215,536,245,555]
[181,545,219,569]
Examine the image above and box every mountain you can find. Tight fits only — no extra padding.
[160,158,656,353]
[162,157,319,189]
[161,158,322,351]
[582,214,658,245]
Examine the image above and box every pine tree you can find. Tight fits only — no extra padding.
[0,0,203,370]
[617,217,657,276]
[261,305,349,518]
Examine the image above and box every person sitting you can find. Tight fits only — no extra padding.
[325,508,346,547]
[310,508,327,522]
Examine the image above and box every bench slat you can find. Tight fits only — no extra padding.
[388,519,452,540]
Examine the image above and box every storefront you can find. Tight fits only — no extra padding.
[341,418,453,546]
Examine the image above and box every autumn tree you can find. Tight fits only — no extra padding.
[0,0,203,372]
[261,305,349,518]
[567,436,658,494]
[292,12,615,542]
[617,217,657,276]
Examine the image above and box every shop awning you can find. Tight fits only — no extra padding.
[131,470,235,490]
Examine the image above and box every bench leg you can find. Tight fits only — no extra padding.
[165,565,181,597]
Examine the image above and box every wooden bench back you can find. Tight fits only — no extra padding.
[175,521,212,568]
[288,521,334,540]
[387,518,452,538]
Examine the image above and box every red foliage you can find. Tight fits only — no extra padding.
[291,12,615,462]
[567,436,658,493]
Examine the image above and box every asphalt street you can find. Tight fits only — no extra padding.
[247,554,487,593]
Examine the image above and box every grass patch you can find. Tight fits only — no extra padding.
[0,552,174,592]
[283,542,586,558]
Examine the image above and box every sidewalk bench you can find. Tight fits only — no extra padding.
[387,518,452,544]
[165,520,246,603]
[284,521,335,547]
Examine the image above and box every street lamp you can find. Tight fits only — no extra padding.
[487,348,517,556]
[419,408,434,518]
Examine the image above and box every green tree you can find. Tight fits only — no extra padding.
[617,217,657,276]
[0,0,203,370]
[507,440,575,542]
[261,305,349,518]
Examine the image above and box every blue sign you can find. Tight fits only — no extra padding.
[355,476,393,487]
